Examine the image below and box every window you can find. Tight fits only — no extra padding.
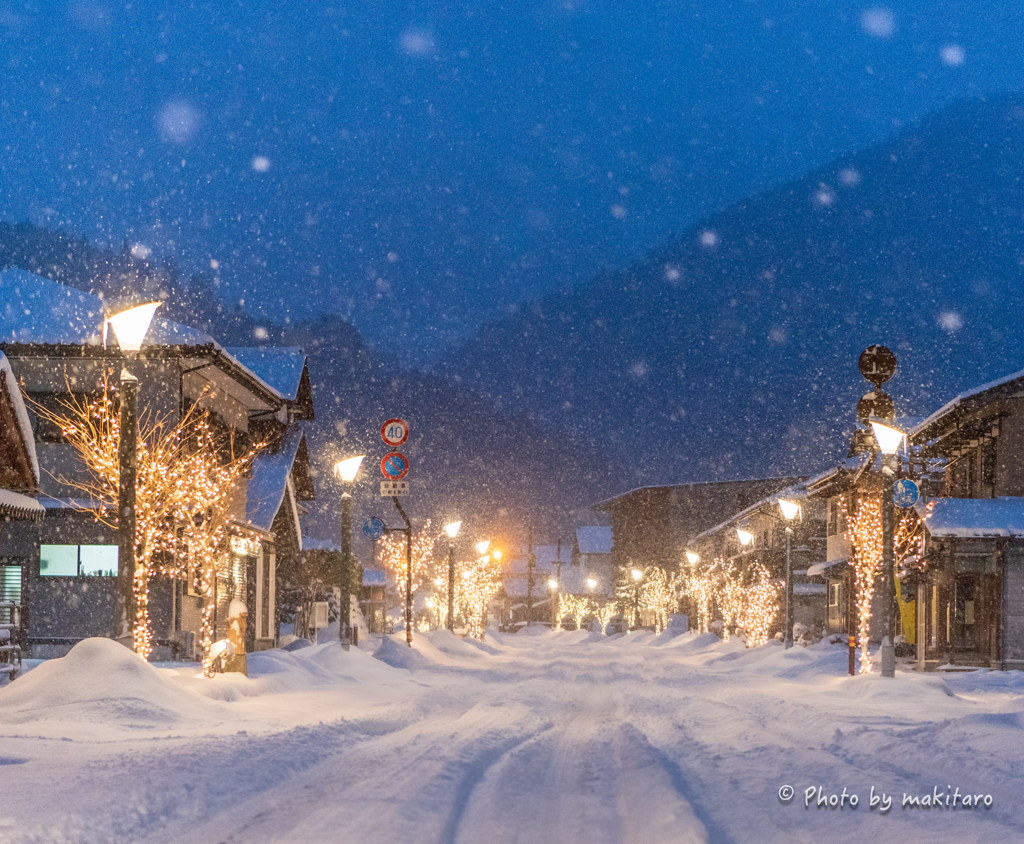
[828,583,841,608]
[39,544,118,577]
[26,392,97,443]
[827,500,838,537]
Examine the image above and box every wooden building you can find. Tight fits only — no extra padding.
[0,270,314,659]
[909,368,1024,669]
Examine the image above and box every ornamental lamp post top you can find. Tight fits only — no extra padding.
[869,417,906,456]
[334,455,365,483]
[105,302,161,353]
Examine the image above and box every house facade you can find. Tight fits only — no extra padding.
[1,352,44,677]
[909,369,1024,669]
[594,478,803,581]
[691,480,827,638]
[0,270,314,659]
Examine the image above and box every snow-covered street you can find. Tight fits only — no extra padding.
[2,630,1022,844]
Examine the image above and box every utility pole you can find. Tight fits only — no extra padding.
[526,527,536,627]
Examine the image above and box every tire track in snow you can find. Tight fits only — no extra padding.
[451,698,709,844]
[137,697,547,844]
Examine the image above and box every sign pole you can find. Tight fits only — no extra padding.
[392,496,414,647]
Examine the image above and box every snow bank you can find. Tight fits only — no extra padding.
[0,638,224,728]
[307,641,410,683]
[427,629,490,660]
[373,635,441,670]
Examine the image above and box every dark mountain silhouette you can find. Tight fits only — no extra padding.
[435,95,1024,486]
[0,228,627,545]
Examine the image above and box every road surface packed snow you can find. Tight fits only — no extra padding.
[1,629,1022,844]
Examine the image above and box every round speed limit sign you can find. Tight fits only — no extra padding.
[380,418,410,448]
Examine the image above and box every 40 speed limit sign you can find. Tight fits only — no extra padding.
[380,418,409,448]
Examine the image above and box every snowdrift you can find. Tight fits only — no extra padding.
[0,638,225,727]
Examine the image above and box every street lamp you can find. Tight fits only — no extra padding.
[334,455,365,650]
[476,539,490,556]
[105,301,160,648]
[685,551,700,565]
[736,528,754,548]
[444,520,461,632]
[870,417,905,678]
[631,567,643,629]
[778,499,801,649]
[586,577,597,590]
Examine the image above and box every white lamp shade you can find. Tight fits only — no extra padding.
[334,455,365,482]
[631,568,643,581]
[476,540,491,555]
[107,302,161,352]
[736,528,754,546]
[444,520,462,539]
[685,551,700,565]
[778,499,801,520]
[870,420,906,455]
[548,578,558,589]
[586,578,597,589]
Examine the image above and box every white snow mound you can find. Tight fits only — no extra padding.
[0,637,224,726]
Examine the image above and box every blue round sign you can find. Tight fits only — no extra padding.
[363,518,385,540]
[893,478,920,509]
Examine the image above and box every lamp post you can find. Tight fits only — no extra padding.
[444,521,461,631]
[334,455,365,651]
[631,567,643,629]
[105,302,161,648]
[778,499,801,649]
[870,418,905,679]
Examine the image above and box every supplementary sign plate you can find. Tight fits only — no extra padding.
[381,480,410,497]
[380,418,410,448]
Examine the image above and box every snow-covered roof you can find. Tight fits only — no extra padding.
[576,526,612,555]
[1,351,39,483]
[806,558,849,577]
[363,569,387,587]
[793,583,827,596]
[916,497,1024,538]
[302,536,340,552]
[0,488,44,520]
[557,563,612,596]
[0,270,286,405]
[246,425,305,534]
[0,268,107,346]
[911,368,1024,439]
[693,474,816,542]
[594,475,801,510]
[224,347,307,401]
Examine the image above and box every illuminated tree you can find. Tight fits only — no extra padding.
[638,566,680,633]
[843,494,924,674]
[557,593,591,630]
[680,555,779,646]
[680,558,717,634]
[378,520,438,615]
[37,380,262,671]
[735,564,780,647]
[457,552,503,639]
